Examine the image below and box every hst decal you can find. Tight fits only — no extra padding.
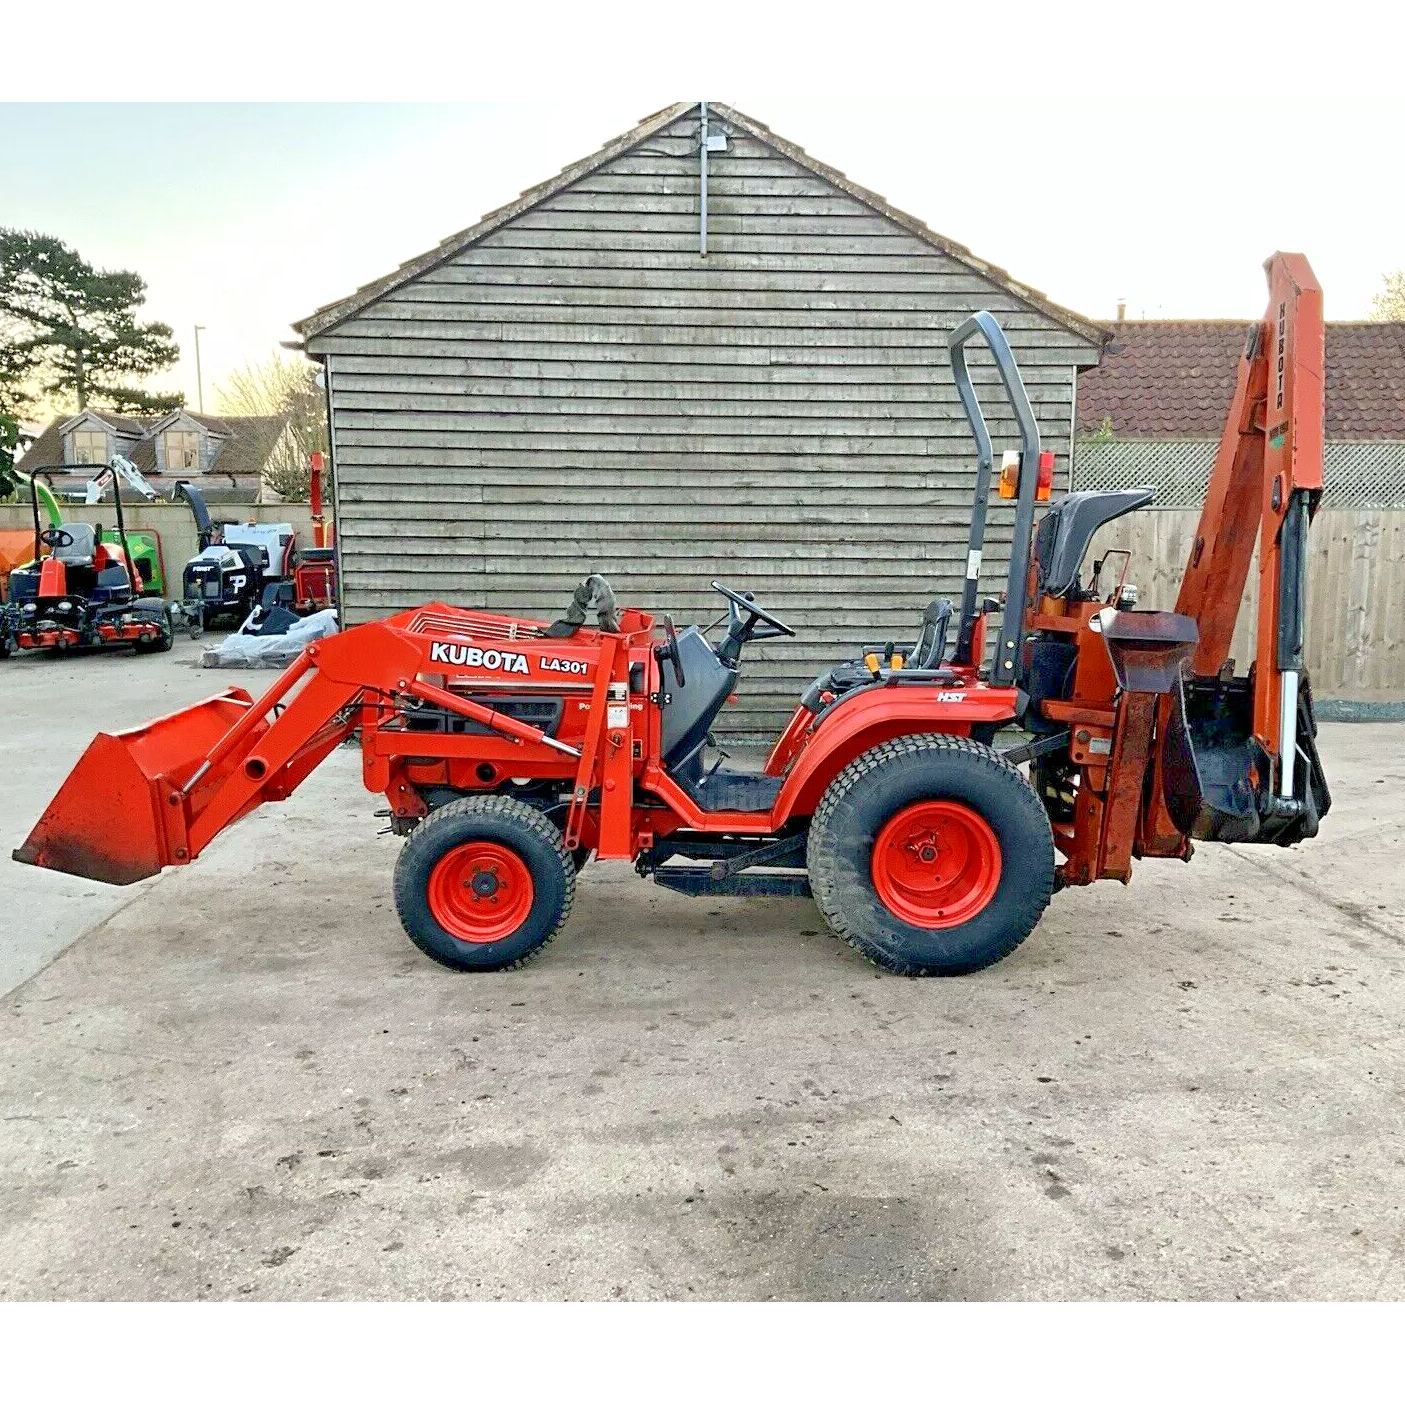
[428,642,530,674]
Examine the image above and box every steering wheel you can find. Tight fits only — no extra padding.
[711,581,796,638]
[656,613,686,688]
[39,527,74,550]
[711,580,796,666]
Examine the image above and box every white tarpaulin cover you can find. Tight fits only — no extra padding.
[200,609,339,668]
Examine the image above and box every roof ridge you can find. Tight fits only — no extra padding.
[296,100,1104,348]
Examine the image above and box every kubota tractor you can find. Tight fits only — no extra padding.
[14,255,1330,977]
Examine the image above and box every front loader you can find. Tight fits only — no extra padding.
[14,254,1330,977]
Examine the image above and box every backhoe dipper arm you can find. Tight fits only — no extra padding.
[1174,252,1325,796]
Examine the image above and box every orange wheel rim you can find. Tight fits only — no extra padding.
[871,800,1001,929]
[427,842,534,943]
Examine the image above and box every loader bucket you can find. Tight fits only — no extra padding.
[13,689,255,885]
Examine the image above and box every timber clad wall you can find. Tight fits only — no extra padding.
[305,105,1103,738]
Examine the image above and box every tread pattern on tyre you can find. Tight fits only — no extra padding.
[393,793,576,972]
[808,732,1055,976]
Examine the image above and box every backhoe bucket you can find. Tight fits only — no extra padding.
[13,689,255,885]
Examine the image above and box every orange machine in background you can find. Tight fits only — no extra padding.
[291,450,338,612]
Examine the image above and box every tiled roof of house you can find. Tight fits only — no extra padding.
[1078,320,1405,439]
[15,422,69,473]
[17,411,287,487]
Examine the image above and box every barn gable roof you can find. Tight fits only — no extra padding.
[294,101,1107,348]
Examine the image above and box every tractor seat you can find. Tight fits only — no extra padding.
[799,598,954,710]
[53,523,97,567]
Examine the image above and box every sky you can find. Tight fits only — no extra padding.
[2,100,1401,410]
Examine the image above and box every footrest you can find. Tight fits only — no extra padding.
[690,766,784,814]
[652,866,811,898]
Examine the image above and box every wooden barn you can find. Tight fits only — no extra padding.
[295,101,1106,738]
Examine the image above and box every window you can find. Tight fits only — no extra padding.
[71,429,108,465]
[165,430,202,470]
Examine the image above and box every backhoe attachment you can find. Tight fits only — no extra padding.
[1164,251,1331,846]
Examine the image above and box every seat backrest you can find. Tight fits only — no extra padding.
[1035,487,1154,598]
[909,599,953,668]
[54,523,97,566]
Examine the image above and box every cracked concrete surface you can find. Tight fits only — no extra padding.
[2,646,1403,1300]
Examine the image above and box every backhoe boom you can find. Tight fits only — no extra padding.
[1175,252,1325,795]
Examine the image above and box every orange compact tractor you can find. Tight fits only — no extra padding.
[15,254,1330,976]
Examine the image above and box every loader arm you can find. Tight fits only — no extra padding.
[14,610,592,885]
[1174,252,1325,797]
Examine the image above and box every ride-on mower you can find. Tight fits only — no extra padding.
[15,254,1330,976]
[6,464,173,655]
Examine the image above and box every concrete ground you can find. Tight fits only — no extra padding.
[1,646,1403,1300]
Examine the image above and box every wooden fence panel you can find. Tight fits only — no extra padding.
[1096,508,1405,702]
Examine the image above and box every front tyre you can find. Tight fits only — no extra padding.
[808,734,1054,975]
[393,795,575,971]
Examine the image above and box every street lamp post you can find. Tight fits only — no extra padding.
[193,325,207,412]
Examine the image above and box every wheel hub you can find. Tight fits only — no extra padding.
[468,867,500,898]
[871,800,1002,929]
[428,842,534,943]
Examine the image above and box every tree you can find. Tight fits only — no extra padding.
[1370,270,1405,320]
[0,228,182,416]
[0,412,17,498]
[215,353,329,502]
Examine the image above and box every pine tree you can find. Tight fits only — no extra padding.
[0,228,182,416]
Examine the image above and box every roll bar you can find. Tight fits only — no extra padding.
[947,311,1043,687]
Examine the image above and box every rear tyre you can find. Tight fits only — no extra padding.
[808,734,1054,976]
[393,795,575,972]
[132,602,174,654]
[133,626,174,654]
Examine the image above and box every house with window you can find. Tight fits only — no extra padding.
[18,408,293,501]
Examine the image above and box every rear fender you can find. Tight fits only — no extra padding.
[772,684,1018,822]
